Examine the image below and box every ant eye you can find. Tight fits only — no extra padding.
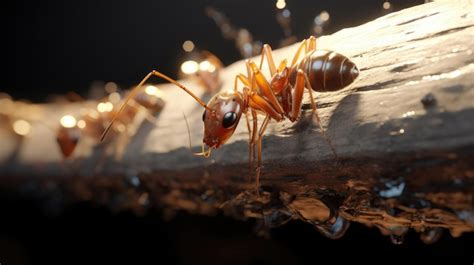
[202,110,206,121]
[222,112,237,128]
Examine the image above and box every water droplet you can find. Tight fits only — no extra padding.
[264,210,293,228]
[390,233,405,245]
[388,226,408,245]
[378,178,405,198]
[420,228,443,244]
[456,210,474,223]
[125,175,141,188]
[315,216,350,239]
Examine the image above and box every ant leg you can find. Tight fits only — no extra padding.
[245,60,253,85]
[290,39,308,67]
[101,70,210,142]
[245,111,256,181]
[255,114,270,194]
[303,73,338,159]
[243,88,259,170]
[234,74,251,92]
[249,93,283,121]
[277,59,288,73]
[251,109,258,161]
[258,44,277,76]
[126,101,157,124]
[245,60,260,95]
[307,36,317,52]
[288,70,337,158]
[248,61,285,114]
[290,70,306,121]
[290,36,317,67]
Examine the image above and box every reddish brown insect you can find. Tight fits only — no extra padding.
[56,125,81,158]
[101,36,359,191]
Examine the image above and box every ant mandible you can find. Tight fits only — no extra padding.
[101,36,359,192]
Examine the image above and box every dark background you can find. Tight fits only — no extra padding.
[4,0,422,102]
[1,197,473,265]
[2,0,474,264]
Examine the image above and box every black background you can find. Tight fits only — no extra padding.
[2,0,473,264]
[5,0,422,102]
[1,197,473,265]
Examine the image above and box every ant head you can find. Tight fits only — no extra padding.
[202,90,244,149]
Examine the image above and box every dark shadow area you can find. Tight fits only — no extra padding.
[0,195,472,265]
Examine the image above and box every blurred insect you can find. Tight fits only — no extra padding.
[101,36,359,192]
[180,50,224,94]
[55,104,120,159]
[312,10,331,37]
[56,115,81,158]
[1,97,36,141]
[133,86,166,113]
[195,51,224,93]
[78,109,107,140]
[276,8,297,47]
[205,6,262,58]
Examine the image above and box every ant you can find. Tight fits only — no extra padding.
[101,36,359,192]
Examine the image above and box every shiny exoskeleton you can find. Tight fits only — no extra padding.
[101,36,359,193]
[290,49,359,92]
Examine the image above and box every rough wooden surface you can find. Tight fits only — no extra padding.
[1,1,473,241]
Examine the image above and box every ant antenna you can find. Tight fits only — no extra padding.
[182,112,211,158]
[100,70,212,142]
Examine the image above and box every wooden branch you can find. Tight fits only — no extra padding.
[1,1,473,241]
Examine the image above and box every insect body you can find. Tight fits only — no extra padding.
[102,36,359,191]
[290,49,359,93]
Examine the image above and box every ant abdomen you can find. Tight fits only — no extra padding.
[290,50,359,92]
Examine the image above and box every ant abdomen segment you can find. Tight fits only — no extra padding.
[290,50,359,92]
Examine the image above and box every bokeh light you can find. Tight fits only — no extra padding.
[60,115,77,128]
[77,119,86,129]
[108,92,121,104]
[181,60,199,74]
[199,60,216,73]
[276,0,286,9]
[145,85,164,98]
[12,119,32,136]
[182,40,195,52]
[97,102,114,113]
[104,82,118,93]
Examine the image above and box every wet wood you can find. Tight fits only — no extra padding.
[1,1,473,240]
